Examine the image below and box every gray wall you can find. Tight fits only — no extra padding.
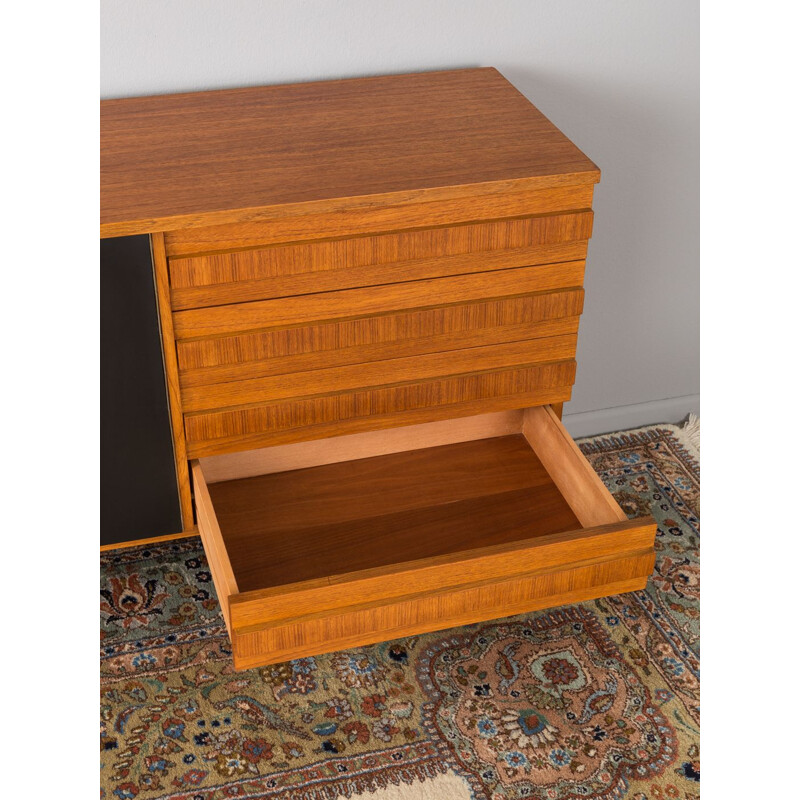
[102,0,699,436]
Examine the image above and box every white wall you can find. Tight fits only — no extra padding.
[102,0,699,435]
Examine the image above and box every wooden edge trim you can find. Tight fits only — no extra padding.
[151,232,195,531]
[99,529,198,552]
[101,173,601,240]
[199,409,525,483]
[191,460,239,632]
[228,518,655,632]
[522,404,628,527]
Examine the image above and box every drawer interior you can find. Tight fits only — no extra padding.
[207,434,581,594]
[193,406,656,669]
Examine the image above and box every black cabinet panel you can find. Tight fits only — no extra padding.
[101,235,183,545]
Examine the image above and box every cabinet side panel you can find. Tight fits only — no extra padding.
[100,235,183,544]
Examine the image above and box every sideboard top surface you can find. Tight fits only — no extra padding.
[100,68,599,238]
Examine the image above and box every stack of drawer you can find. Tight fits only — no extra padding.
[165,200,595,458]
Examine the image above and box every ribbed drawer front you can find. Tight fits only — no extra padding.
[181,336,578,412]
[172,261,585,339]
[183,360,577,457]
[177,287,584,386]
[168,211,593,309]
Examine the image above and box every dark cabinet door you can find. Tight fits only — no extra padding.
[101,235,183,545]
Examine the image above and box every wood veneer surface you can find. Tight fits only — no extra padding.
[171,261,586,339]
[206,434,581,593]
[101,68,598,237]
[167,212,593,302]
[183,360,576,456]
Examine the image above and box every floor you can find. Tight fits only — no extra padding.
[100,419,699,800]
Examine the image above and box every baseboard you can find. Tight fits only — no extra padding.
[562,394,700,439]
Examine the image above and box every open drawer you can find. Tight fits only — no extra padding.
[192,405,656,670]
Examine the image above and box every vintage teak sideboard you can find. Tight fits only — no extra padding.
[100,68,656,670]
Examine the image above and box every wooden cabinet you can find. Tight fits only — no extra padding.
[101,67,656,668]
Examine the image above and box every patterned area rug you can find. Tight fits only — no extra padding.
[101,421,699,800]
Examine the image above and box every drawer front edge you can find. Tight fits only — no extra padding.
[229,548,655,670]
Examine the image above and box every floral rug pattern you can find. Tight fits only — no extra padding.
[101,423,699,800]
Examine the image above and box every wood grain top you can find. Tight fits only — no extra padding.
[101,68,599,238]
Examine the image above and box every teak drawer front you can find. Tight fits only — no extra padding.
[177,288,584,386]
[192,406,656,670]
[162,182,596,257]
[184,359,577,457]
[182,336,578,411]
[172,261,585,340]
[168,211,593,309]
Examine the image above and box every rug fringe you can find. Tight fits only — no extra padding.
[674,414,700,461]
[682,413,700,452]
[350,770,471,799]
